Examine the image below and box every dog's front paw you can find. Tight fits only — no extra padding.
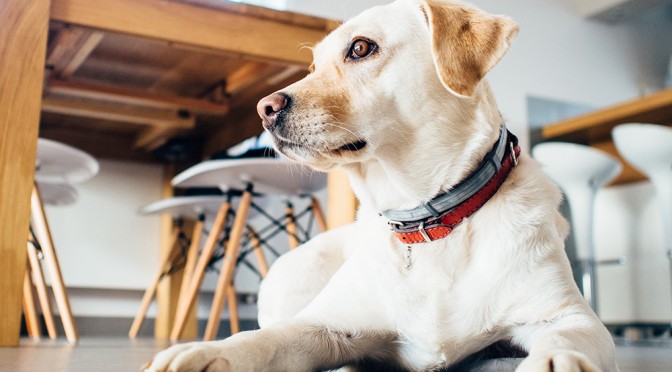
[516,350,600,372]
[143,341,231,372]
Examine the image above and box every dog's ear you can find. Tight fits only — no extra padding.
[421,0,519,97]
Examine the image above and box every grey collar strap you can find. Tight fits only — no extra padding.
[382,125,512,223]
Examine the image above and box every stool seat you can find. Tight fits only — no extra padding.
[532,142,622,190]
[533,142,622,314]
[613,124,672,230]
[171,158,326,195]
[35,138,99,184]
[37,182,78,206]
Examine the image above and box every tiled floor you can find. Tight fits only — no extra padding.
[0,337,670,371]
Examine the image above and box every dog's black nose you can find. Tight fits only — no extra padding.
[257,92,290,129]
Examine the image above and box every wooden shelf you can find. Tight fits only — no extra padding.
[541,88,672,184]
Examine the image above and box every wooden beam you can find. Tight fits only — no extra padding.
[42,96,196,128]
[225,62,283,95]
[134,127,177,151]
[46,27,104,78]
[0,0,50,346]
[50,0,330,66]
[46,79,229,115]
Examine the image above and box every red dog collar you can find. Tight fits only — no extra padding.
[386,129,520,245]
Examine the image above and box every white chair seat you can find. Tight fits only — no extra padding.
[35,138,99,184]
[37,182,78,206]
[139,195,264,220]
[171,158,326,195]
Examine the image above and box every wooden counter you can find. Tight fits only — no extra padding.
[541,88,672,184]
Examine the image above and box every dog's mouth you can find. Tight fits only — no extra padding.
[331,140,368,156]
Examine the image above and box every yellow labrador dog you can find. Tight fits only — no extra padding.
[145,0,618,371]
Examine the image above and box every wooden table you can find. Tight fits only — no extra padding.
[541,88,672,184]
[0,0,348,346]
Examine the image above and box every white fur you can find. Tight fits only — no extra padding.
[145,1,618,371]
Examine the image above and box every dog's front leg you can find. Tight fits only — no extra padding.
[143,320,400,372]
[514,313,618,372]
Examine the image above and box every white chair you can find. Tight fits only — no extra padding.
[169,158,327,341]
[533,142,622,314]
[613,123,672,318]
[25,138,99,343]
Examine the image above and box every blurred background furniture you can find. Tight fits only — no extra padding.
[533,142,622,314]
[25,138,100,343]
[168,158,327,341]
[129,195,228,339]
[613,123,672,326]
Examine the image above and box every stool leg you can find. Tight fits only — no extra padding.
[204,191,253,341]
[23,267,41,340]
[285,202,299,250]
[26,241,57,340]
[30,186,78,343]
[175,220,204,331]
[170,202,231,341]
[226,283,239,335]
[310,197,328,232]
[248,229,269,278]
[129,230,180,338]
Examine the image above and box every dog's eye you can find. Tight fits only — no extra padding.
[348,39,377,60]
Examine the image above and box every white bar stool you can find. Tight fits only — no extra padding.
[27,138,99,343]
[613,123,672,321]
[169,158,327,341]
[533,142,622,314]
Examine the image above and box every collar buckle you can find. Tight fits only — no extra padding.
[388,220,404,231]
[418,221,432,243]
[510,141,518,167]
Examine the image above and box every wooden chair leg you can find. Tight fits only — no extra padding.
[175,220,203,323]
[226,283,239,335]
[285,202,299,249]
[248,229,269,278]
[203,190,253,341]
[129,229,181,338]
[30,186,79,343]
[310,197,328,232]
[170,202,231,341]
[26,241,57,340]
[23,267,41,340]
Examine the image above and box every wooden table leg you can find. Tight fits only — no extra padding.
[31,186,79,343]
[204,189,253,341]
[23,268,41,340]
[129,230,180,338]
[170,202,231,341]
[310,197,328,233]
[285,202,299,250]
[26,241,57,340]
[0,0,50,347]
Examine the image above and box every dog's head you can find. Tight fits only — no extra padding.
[257,0,518,173]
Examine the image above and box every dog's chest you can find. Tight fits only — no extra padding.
[379,242,505,363]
